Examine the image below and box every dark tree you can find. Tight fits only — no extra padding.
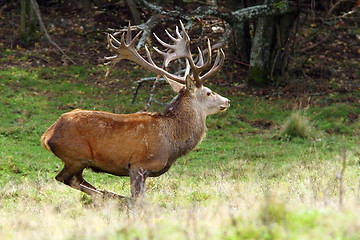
[20,0,37,44]
[221,0,299,85]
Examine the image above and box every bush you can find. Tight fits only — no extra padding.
[280,112,319,139]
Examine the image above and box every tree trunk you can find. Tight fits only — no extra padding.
[225,0,251,63]
[247,1,299,85]
[20,0,36,44]
[249,15,275,85]
[81,0,92,13]
[173,0,184,8]
[127,0,142,25]
[269,12,299,81]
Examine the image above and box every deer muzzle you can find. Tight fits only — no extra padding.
[220,99,230,111]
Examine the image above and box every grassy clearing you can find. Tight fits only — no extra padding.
[0,66,359,239]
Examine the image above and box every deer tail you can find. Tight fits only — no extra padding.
[40,124,55,153]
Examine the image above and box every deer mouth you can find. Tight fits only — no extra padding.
[220,105,229,111]
[219,101,230,111]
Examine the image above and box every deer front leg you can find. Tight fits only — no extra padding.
[130,167,149,199]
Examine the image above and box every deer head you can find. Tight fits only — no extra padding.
[105,21,229,115]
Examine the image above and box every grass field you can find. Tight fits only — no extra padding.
[0,65,359,240]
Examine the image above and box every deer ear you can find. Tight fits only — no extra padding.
[164,76,185,93]
[185,75,196,94]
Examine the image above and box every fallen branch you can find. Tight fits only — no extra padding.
[327,0,355,17]
[136,14,164,49]
[139,0,298,25]
[131,76,165,105]
[108,14,164,50]
[297,32,331,53]
[30,0,76,64]
[144,75,162,111]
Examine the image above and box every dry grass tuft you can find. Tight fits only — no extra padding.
[280,112,319,139]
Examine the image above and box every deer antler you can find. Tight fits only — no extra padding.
[105,21,225,86]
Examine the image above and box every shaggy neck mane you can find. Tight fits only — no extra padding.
[161,89,207,160]
[162,88,187,116]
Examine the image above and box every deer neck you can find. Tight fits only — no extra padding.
[162,93,207,159]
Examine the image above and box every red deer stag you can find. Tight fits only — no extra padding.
[41,22,230,199]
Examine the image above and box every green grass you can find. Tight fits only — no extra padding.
[0,65,359,239]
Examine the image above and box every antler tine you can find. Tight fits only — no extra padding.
[107,29,142,51]
[185,59,190,77]
[194,39,211,69]
[179,20,190,41]
[105,24,187,83]
[196,47,204,66]
[126,22,132,45]
[186,38,213,87]
[105,34,124,78]
[153,46,166,57]
[165,29,177,42]
[129,31,143,47]
[105,33,123,77]
[144,45,157,65]
[175,26,182,39]
[201,39,212,70]
[153,33,174,50]
[107,33,121,49]
[200,49,225,81]
[152,23,192,68]
[120,32,127,46]
[105,60,116,78]
[152,46,174,68]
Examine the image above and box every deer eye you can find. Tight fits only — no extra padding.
[207,92,211,96]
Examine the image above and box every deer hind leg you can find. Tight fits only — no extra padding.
[74,167,127,199]
[56,162,127,199]
[76,175,128,200]
[55,164,103,197]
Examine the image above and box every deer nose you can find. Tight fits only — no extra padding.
[226,99,231,105]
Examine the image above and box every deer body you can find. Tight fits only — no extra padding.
[42,90,208,177]
[41,22,229,199]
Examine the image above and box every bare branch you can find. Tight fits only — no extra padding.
[29,0,76,64]
[144,75,162,111]
[297,33,331,53]
[231,2,299,22]
[138,0,299,25]
[107,15,164,50]
[136,14,163,49]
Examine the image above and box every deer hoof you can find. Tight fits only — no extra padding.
[101,190,127,199]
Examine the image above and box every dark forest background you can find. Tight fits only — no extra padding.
[1,0,359,94]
